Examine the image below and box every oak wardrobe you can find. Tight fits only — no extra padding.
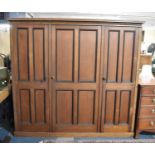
[10,18,142,137]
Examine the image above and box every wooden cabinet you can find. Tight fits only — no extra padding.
[135,80,155,138]
[10,18,142,137]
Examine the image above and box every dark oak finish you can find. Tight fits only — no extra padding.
[138,118,155,130]
[100,26,139,132]
[14,131,134,137]
[11,24,50,132]
[135,80,155,138]
[141,86,155,95]
[50,25,101,132]
[10,18,142,137]
[139,106,155,118]
[140,97,155,106]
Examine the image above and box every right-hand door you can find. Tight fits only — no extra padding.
[101,26,140,132]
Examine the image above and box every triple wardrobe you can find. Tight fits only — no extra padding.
[10,18,142,137]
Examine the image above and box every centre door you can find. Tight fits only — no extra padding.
[50,25,101,132]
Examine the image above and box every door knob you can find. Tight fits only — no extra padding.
[150,121,155,126]
[152,109,155,113]
[51,76,55,80]
[102,77,106,81]
[152,99,155,104]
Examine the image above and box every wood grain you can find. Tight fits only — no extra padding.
[11,24,50,132]
[101,27,139,133]
[10,19,142,136]
[51,25,101,132]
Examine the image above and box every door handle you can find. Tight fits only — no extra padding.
[152,99,155,104]
[150,121,155,126]
[152,109,155,113]
[102,77,106,81]
[51,76,55,80]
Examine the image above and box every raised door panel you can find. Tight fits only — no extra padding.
[34,89,46,124]
[56,90,73,124]
[119,91,131,124]
[56,29,74,82]
[79,30,97,82]
[12,24,49,131]
[104,90,116,124]
[33,28,45,81]
[106,30,120,83]
[78,91,95,124]
[19,89,31,124]
[17,28,29,81]
[122,31,135,82]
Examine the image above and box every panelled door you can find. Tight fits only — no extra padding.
[50,25,101,132]
[100,26,139,132]
[12,24,50,131]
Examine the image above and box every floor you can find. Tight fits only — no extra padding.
[1,124,155,143]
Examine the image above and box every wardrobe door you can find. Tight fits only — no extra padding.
[50,25,101,132]
[11,24,50,132]
[100,26,139,132]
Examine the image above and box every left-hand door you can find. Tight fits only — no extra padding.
[11,24,50,132]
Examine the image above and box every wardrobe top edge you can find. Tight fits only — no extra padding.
[9,18,144,25]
